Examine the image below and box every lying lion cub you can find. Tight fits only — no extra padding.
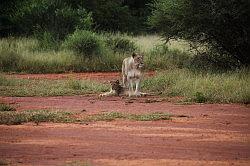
[99,79,147,97]
[99,80,127,97]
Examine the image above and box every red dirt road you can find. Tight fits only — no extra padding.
[0,95,250,166]
[0,72,250,165]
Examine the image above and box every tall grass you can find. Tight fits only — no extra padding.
[142,69,250,103]
[0,34,193,73]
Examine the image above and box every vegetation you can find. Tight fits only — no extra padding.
[0,0,249,104]
[0,110,74,125]
[63,30,105,57]
[0,75,109,97]
[1,70,249,104]
[85,112,172,122]
[149,0,249,66]
[0,36,191,73]
[0,103,16,112]
[0,110,173,125]
[142,69,250,103]
[0,0,152,36]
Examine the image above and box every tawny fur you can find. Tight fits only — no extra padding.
[122,52,144,97]
[99,80,125,97]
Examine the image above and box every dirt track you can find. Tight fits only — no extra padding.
[0,72,250,166]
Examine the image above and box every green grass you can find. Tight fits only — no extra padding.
[0,35,192,73]
[84,112,172,122]
[142,69,250,103]
[1,68,249,104]
[0,110,173,125]
[0,75,109,96]
[0,103,16,112]
[0,110,74,125]
[131,35,191,53]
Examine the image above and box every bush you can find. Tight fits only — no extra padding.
[149,0,249,66]
[189,51,241,72]
[145,44,191,70]
[34,31,60,51]
[63,30,105,57]
[0,49,21,72]
[193,92,207,103]
[103,33,137,53]
[12,0,93,39]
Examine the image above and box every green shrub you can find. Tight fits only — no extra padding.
[145,44,191,70]
[189,51,241,72]
[63,30,105,57]
[104,33,137,53]
[0,49,21,72]
[34,31,60,50]
[193,92,207,103]
[13,1,93,39]
[149,0,249,66]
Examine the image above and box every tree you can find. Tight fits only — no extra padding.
[149,0,250,66]
[10,0,92,39]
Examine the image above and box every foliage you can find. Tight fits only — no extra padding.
[82,0,153,33]
[149,0,250,66]
[0,49,21,72]
[34,31,60,50]
[63,30,105,57]
[103,33,137,53]
[189,51,241,72]
[11,0,93,39]
[1,0,152,37]
[145,44,191,70]
[142,69,250,103]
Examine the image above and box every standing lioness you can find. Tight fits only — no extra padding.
[122,52,144,96]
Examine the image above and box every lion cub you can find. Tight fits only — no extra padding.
[99,80,125,97]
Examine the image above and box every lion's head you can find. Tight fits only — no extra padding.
[132,52,144,69]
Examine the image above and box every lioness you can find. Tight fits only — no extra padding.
[122,52,144,97]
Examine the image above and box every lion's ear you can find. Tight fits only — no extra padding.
[132,52,137,58]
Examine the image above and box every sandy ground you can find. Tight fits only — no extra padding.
[0,72,250,166]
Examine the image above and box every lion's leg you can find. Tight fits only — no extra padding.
[122,74,127,87]
[128,79,134,97]
[134,79,141,96]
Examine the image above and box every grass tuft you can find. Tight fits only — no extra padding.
[85,112,172,122]
[0,110,74,125]
[0,110,173,125]
[0,103,16,112]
